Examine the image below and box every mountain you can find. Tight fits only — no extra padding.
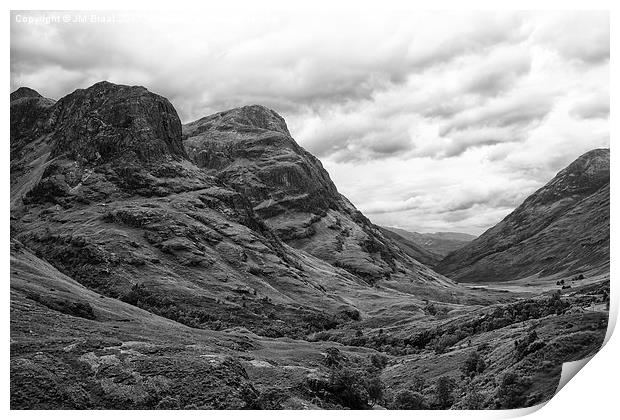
[10,88,57,209]
[10,82,468,342]
[436,149,610,283]
[381,227,476,258]
[182,105,453,293]
[9,82,609,410]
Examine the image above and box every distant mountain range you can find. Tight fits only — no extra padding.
[379,227,476,266]
[436,148,610,283]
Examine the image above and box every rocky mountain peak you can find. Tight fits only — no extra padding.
[48,81,187,164]
[529,148,609,206]
[183,105,340,217]
[10,87,43,102]
[10,87,55,147]
[557,148,609,185]
[186,104,290,137]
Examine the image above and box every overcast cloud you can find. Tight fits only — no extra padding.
[10,10,609,235]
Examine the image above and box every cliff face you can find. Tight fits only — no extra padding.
[436,149,610,282]
[183,105,340,217]
[183,106,446,286]
[48,81,187,164]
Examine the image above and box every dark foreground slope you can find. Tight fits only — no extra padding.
[11,236,608,409]
[10,239,390,409]
[437,149,610,283]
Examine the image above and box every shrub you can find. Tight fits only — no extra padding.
[432,333,459,354]
[495,372,532,409]
[364,374,384,407]
[409,375,426,393]
[433,376,456,409]
[328,367,370,409]
[548,291,567,314]
[514,330,543,360]
[370,353,389,370]
[26,292,96,320]
[310,353,385,409]
[391,390,428,409]
[155,396,181,409]
[324,347,343,368]
[253,387,289,409]
[425,302,437,316]
[461,351,486,378]
[461,389,485,409]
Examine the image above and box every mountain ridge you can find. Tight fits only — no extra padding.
[182,104,451,288]
[436,148,610,282]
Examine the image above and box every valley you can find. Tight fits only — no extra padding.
[10,82,610,410]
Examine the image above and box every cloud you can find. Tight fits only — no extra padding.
[441,127,522,158]
[439,92,554,137]
[460,46,532,96]
[361,178,529,216]
[570,94,609,120]
[293,108,416,162]
[531,12,609,64]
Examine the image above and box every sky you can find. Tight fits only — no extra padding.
[10,10,609,235]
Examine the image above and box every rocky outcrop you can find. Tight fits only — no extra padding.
[48,81,187,164]
[184,105,340,216]
[436,149,610,282]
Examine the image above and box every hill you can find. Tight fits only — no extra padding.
[436,149,610,283]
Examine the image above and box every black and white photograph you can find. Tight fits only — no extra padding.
[8,6,611,412]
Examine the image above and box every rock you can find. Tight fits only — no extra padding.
[48,81,187,164]
[183,105,341,215]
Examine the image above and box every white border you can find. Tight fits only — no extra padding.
[3,1,616,419]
